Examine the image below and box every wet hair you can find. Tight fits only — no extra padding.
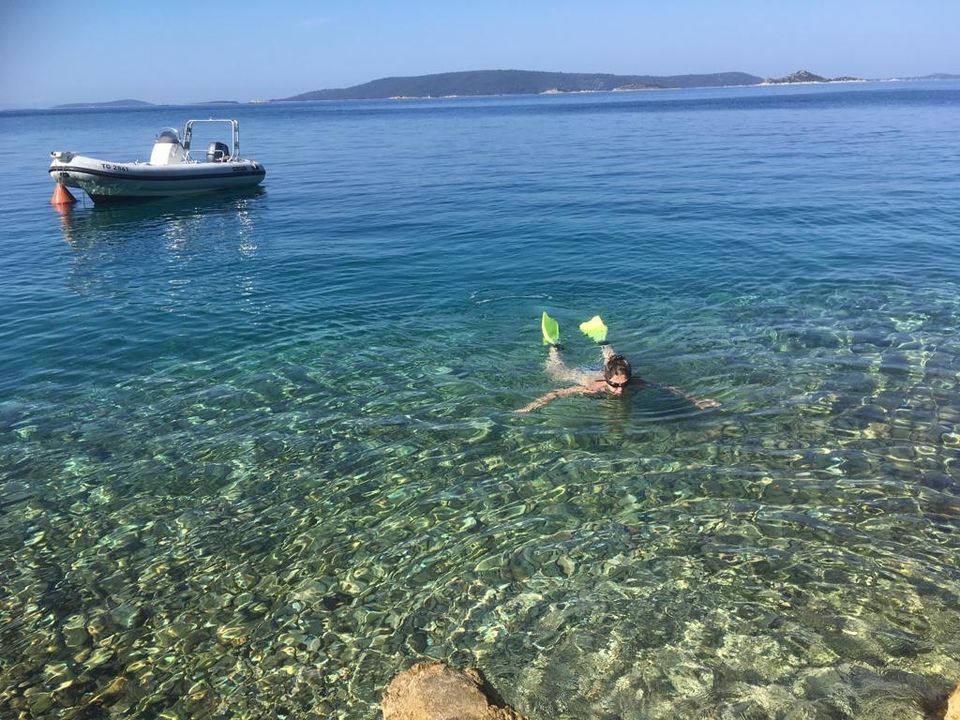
[604,354,632,381]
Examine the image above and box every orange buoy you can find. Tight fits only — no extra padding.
[50,183,77,206]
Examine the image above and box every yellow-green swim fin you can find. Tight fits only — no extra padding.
[579,315,608,343]
[541,311,560,346]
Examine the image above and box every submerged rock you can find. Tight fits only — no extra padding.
[381,662,526,720]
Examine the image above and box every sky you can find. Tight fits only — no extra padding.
[1,0,957,108]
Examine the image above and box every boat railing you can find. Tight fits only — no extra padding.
[181,119,241,161]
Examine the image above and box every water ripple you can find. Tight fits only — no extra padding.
[2,83,960,718]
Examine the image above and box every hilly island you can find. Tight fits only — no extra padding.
[281,69,870,101]
[56,68,945,108]
[280,69,770,101]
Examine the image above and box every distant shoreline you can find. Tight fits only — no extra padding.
[7,72,959,112]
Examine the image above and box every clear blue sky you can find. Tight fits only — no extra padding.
[1,0,956,108]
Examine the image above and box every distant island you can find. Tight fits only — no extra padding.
[280,69,766,101]
[53,99,154,109]
[762,69,861,85]
[52,98,243,109]
[898,73,960,80]
[47,69,960,109]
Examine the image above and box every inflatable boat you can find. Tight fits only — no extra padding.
[49,119,266,204]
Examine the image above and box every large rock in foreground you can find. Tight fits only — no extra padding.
[382,662,527,720]
[383,664,960,719]
[946,680,960,720]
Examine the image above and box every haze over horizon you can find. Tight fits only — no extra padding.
[1,0,957,109]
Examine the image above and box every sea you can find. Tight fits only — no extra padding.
[1,81,960,719]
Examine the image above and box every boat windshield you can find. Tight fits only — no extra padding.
[156,128,181,144]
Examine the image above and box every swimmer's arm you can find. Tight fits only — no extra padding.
[656,383,720,409]
[517,384,597,413]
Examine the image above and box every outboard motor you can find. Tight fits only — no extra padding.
[149,128,187,165]
[206,141,230,162]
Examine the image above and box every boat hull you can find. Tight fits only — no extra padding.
[49,154,266,203]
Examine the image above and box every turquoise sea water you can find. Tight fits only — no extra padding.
[2,82,960,719]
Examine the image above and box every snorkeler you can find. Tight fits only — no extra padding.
[517,312,719,413]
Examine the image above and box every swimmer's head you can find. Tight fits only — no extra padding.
[604,354,631,394]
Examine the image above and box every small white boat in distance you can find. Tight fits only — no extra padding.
[49,119,266,204]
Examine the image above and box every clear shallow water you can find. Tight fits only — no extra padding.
[1,82,960,718]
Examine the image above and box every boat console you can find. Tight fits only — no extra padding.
[149,128,187,165]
